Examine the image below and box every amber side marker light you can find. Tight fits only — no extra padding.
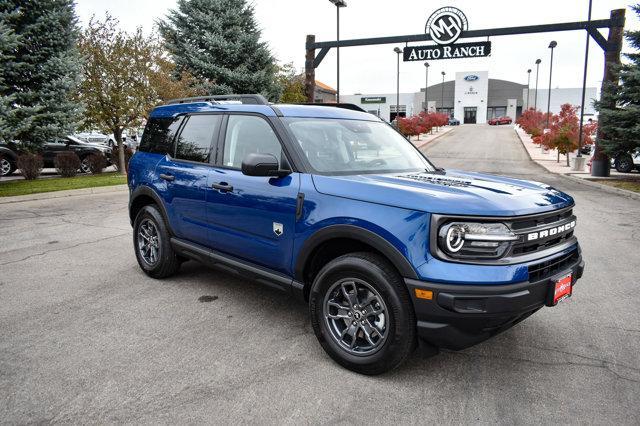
[414,289,433,300]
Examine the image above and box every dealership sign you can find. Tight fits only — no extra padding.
[404,7,491,61]
[403,41,491,61]
[361,96,386,104]
[425,7,468,45]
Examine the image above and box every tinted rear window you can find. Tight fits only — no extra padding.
[138,116,184,154]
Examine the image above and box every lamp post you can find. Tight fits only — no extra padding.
[534,59,541,110]
[546,41,557,130]
[526,69,532,110]
[441,71,446,113]
[394,47,402,123]
[576,0,593,165]
[329,0,347,103]
[424,62,430,112]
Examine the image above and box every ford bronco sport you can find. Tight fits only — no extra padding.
[128,94,584,375]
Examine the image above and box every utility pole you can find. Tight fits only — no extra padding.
[575,0,593,169]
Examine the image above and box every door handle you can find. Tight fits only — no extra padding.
[159,173,175,181]
[212,182,233,192]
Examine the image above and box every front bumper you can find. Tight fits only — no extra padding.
[405,254,584,350]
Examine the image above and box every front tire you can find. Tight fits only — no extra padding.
[309,252,416,375]
[133,205,180,279]
[80,156,91,174]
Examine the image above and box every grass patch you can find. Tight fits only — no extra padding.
[0,172,127,197]
[592,179,640,194]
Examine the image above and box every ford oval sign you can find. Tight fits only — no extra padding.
[464,75,479,81]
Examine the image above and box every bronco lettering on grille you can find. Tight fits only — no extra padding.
[526,220,576,241]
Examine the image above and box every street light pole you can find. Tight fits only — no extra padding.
[534,59,541,110]
[577,0,593,161]
[394,47,402,123]
[424,62,429,112]
[329,0,347,103]
[441,71,446,113]
[546,41,557,130]
[526,69,532,110]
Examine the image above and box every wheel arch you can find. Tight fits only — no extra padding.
[0,147,17,162]
[294,225,418,300]
[129,185,174,235]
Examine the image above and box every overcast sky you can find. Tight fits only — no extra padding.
[75,0,639,95]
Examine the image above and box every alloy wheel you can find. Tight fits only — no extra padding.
[0,158,11,176]
[137,218,160,266]
[80,159,91,173]
[323,278,389,356]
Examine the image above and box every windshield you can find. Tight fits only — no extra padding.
[283,118,435,175]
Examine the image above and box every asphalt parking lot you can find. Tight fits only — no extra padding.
[1,125,639,424]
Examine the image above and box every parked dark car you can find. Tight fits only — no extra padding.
[488,116,513,125]
[448,117,460,126]
[0,136,112,176]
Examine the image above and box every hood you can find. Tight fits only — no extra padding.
[311,170,573,217]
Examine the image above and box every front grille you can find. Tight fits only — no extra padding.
[510,208,575,256]
[511,208,574,231]
[528,248,579,282]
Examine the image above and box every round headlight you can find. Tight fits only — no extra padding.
[445,224,465,253]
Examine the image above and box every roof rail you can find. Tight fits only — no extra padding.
[166,94,269,105]
[293,103,367,113]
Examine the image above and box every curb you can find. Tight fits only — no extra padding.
[561,175,640,201]
[413,126,455,150]
[513,128,640,201]
[0,184,128,204]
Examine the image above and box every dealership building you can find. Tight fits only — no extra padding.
[340,71,598,124]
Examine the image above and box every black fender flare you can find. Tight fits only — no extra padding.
[0,147,18,162]
[294,224,418,282]
[128,185,175,235]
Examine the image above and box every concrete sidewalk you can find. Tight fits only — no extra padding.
[514,125,640,200]
[409,126,455,149]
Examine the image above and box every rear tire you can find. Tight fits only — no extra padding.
[1,157,16,177]
[133,204,180,279]
[309,252,416,375]
[615,154,634,173]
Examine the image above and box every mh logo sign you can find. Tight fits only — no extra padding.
[425,7,468,45]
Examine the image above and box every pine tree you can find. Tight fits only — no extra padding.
[0,20,18,141]
[157,0,281,100]
[0,0,81,149]
[596,4,640,156]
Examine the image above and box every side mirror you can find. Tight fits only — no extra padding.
[241,153,290,177]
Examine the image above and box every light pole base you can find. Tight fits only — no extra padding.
[590,159,611,177]
[572,156,586,171]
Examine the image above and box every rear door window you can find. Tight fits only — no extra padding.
[139,116,184,154]
[174,115,222,163]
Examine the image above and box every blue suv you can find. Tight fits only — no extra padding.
[128,94,584,375]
